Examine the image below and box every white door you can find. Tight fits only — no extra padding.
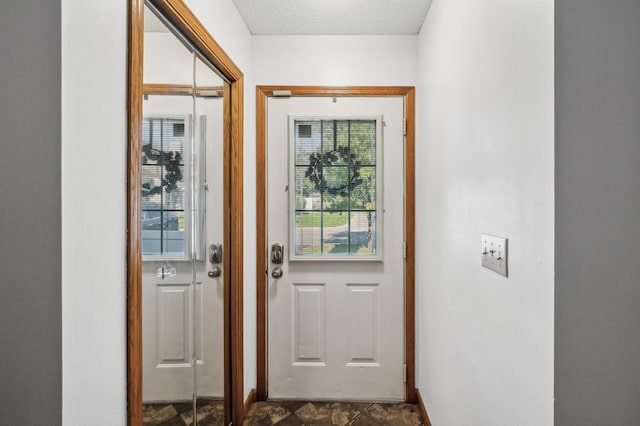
[267,96,406,400]
[141,94,225,402]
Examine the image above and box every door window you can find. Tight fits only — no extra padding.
[141,116,188,257]
[291,118,382,260]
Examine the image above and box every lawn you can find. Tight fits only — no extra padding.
[295,212,350,227]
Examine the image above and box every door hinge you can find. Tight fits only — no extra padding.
[403,363,407,383]
[403,119,407,136]
[403,240,407,259]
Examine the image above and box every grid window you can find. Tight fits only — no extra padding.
[142,117,187,257]
[293,119,379,258]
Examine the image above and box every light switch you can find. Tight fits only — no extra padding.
[481,234,508,277]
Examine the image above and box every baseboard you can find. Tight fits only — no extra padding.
[244,388,257,418]
[415,389,432,426]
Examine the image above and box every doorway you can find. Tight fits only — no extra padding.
[256,86,416,402]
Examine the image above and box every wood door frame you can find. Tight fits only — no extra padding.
[255,86,416,402]
[127,0,245,424]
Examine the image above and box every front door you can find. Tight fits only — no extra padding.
[267,96,406,400]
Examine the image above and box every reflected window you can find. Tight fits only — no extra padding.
[142,116,187,257]
[292,119,381,259]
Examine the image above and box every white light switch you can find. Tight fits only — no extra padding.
[481,234,508,277]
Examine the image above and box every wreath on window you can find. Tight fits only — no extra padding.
[141,143,184,197]
[305,146,364,197]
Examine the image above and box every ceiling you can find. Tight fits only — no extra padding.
[231,0,432,35]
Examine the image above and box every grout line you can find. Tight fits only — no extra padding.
[347,412,364,425]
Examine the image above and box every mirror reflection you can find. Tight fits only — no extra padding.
[142,4,227,425]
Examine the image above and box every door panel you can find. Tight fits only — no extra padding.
[157,284,190,363]
[143,265,196,401]
[293,283,326,364]
[267,96,405,400]
[346,283,379,364]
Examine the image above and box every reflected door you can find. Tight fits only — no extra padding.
[141,4,227,425]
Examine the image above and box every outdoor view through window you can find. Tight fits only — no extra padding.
[141,116,187,257]
[293,119,380,258]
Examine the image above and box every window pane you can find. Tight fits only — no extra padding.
[350,166,376,210]
[349,120,376,165]
[321,121,349,166]
[162,165,185,210]
[350,212,376,255]
[321,120,334,156]
[295,166,321,210]
[295,121,321,165]
[162,118,186,152]
[295,212,322,255]
[142,119,163,164]
[142,118,151,144]
[142,165,162,199]
[142,230,161,255]
[322,166,349,208]
[321,212,350,254]
[163,211,185,255]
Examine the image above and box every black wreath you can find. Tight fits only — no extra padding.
[141,143,184,197]
[305,146,364,197]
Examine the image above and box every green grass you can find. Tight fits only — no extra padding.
[295,212,350,227]
[299,243,373,255]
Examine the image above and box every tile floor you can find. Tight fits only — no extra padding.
[143,399,424,425]
[244,401,424,426]
[143,400,224,425]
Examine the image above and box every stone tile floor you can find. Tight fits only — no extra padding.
[244,401,424,426]
[143,400,224,425]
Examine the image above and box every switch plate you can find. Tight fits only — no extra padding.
[481,234,508,277]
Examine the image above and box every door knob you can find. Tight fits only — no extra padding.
[208,266,221,278]
[271,267,283,279]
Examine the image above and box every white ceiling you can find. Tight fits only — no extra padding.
[232,0,432,35]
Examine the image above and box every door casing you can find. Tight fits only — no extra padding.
[255,86,416,402]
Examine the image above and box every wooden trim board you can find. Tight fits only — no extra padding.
[416,389,433,426]
[244,388,258,419]
[404,87,417,403]
[255,86,416,402]
[255,87,268,401]
[126,0,145,424]
[127,1,244,425]
[143,83,224,97]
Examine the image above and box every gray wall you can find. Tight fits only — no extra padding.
[0,1,61,424]
[555,0,640,424]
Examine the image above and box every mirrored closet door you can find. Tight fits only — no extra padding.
[140,3,229,424]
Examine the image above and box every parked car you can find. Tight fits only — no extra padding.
[142,202,179,230]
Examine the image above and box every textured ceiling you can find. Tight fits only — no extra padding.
[232,0,432,35]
